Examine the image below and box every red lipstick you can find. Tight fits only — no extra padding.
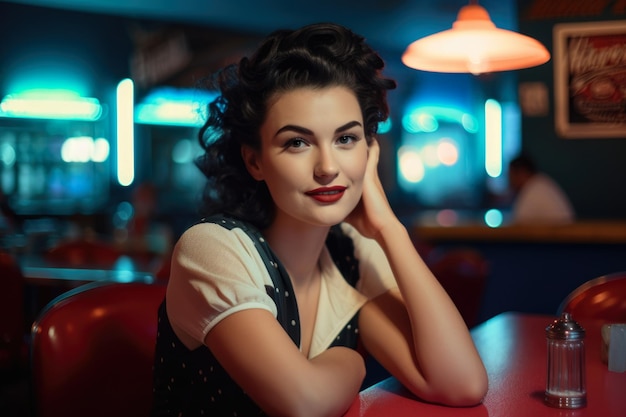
[305,186,347,203]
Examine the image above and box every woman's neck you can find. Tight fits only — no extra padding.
[262,216,329,287]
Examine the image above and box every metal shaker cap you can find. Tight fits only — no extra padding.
[546,312,586,340]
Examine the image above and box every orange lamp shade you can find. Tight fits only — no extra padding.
[402,4,550,74]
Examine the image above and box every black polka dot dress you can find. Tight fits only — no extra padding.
[151,217,360,417]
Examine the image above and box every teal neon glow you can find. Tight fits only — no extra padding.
[0,143,16,166]
[60,136,110,163]
[0,89,102,120]
[402,112,438,133]
[402,106,477,134]
[484,209,504,227]
[378,118,392,134]
[135,87,216,127]
[172,139,195,164]
[485,99,502,178]
[5,54,91,97]
[116,79,135,187]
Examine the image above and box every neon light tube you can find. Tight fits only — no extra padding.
[0,93,102,120]
[116,79,135,187]
[485,99,502,178]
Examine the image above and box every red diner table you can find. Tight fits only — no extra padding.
[344,312,626,417]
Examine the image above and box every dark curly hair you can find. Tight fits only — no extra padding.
[195,22,396,229]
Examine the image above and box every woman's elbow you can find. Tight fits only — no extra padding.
[408,368,488,407]
[437,371,489,407]
[448,378,488,407]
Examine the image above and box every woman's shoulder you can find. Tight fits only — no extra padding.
[176,218,259,255]
[179,220,229,240]
[171,218,273,289]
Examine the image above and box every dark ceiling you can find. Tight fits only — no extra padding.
[3,0,517,54]
[1,0,522,92]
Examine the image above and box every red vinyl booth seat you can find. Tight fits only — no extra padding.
[30,281,166,417]
[427,248,489,328]
[558,271,626,322]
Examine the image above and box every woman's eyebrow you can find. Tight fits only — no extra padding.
[275,125,313,137]
[336,121,362,132]
[274,120,363,137]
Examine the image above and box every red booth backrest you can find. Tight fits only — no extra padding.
[559,272,626,322]
[31,281,166,417]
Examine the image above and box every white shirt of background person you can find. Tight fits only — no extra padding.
[512,173,575,224]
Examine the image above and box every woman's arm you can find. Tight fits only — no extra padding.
[347,140,488,406]
[359,232,488,406]
[170,224,364,416]
[205,308,365,417]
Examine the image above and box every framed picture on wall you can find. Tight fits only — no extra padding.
[553,20,626,139]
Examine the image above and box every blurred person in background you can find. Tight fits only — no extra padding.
[508,154,575,224]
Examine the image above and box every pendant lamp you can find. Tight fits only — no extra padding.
[402,3,550,74]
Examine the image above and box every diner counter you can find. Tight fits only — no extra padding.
[407,215,626,323]
[19,255,155,286]
[344,312,626,417]
[412,220,626,244]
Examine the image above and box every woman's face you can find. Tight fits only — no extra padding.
[244,86,368,228]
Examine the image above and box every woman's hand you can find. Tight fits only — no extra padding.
[345,138,399,240]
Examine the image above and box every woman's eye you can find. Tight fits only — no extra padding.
[285,138,307,149]
[337,135,358,145]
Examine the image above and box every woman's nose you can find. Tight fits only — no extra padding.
[314,147,339,180]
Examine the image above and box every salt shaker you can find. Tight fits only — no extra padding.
[544,312,586,408]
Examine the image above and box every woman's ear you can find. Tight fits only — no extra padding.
[241,145,264,181]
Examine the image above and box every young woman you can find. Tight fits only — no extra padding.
[152,22,488,417]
